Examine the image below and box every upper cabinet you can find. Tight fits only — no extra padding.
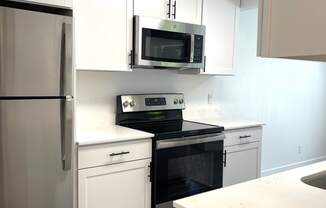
[134,0,202,24]
[21,0,72,8]
[74,0,133,71]
[134,0,170,20]
[201,0,240,75]
[173,0,202,25]
[258,0,326,61]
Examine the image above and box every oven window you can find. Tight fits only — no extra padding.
[155,141,223,204]
[142,28,191,63]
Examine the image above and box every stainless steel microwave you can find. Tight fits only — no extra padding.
[133,16,206,69]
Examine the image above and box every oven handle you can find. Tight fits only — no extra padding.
[156,133,225,149]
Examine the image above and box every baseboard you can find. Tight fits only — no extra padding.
[261,155,326,177]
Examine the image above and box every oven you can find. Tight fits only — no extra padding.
[133,16,206,69]
[154,133,225,206]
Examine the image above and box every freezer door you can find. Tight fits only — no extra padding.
[0,5,72,96]
[0,99,73,208]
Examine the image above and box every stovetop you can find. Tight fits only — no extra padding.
[121,120,224,140]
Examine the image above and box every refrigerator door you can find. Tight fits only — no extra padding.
[0,4,72,97]
[0,98,74,208]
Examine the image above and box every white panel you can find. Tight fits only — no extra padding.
[74,0,133,71]
[223,146,259,187]
[78,159,151,208]
[258,0,326,60]
[134,0,170,19]
[173,0,202,24]
[224,127,262,147]
[202,0,240,75]
[78,140,152,169]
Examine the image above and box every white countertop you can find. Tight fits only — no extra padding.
[174,161,326,208]
[188,118,265,131]
[76,125,154,146]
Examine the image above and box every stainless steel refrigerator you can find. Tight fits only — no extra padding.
[0,1,74,208]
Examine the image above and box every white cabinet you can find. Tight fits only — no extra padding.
[134,0,202,24]
[21,0,72,8]
[173,0,202,25]
[201,0,240,75]
[223,142,260,187]
[258,0,326,61]
[78,139,152,208]
[134,0,170,20]
[223,127,262,187]
[74,0,133,71]
[78,159,151,208]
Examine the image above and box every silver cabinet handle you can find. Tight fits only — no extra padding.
[109,151,130,157]
[172,0,176,19]
[167,0,171,18]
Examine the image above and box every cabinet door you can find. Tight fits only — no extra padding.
[223,146,259,187]
[74,0,133,71]
[134,0,170,19]
[173,0,202,24]
[202,0,240,75]
[79,159,151,208]
[258,0,326,61]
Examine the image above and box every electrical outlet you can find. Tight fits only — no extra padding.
[298,145,303,154]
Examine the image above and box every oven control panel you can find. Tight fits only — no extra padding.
[119,94,185,112]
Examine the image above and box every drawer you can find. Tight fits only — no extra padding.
[78,139,152,169]
[224,127,262,147]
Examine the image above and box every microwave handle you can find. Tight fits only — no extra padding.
[190,34,195,63]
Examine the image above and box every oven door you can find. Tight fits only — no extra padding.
[134,16,205,69]
[154,133,224,205]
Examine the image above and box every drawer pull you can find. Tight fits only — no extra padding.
[109,151,130,157]
[239,135,251,139]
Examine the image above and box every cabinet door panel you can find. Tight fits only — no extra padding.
[202,0,239,75]
[75,0,133,71]
[258,0,326,60]
[223,147,258,187]
[79,160,151,208]
[174,0,202,24]
[134,0,170,19]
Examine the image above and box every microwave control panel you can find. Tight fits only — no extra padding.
[193,35,204,63]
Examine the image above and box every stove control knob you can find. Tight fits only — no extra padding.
[123,101,129,108]
[174,99,179,104]
[130,100,136,107]
[179,99,184,104]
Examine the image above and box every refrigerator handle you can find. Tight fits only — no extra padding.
[61,96,73,171]
[60,22,73,96]
[60,22,73,171]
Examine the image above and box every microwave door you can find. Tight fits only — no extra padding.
[133,16,205,69]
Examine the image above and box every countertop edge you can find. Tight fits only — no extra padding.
[76,134,154,147]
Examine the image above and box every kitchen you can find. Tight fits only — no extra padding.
[0,0,326,208]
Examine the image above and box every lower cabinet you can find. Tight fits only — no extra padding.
[223,142,260,187]
[78,159,151,208]
[222,127,262,187]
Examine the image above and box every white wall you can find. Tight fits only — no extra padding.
[76,9,326,173]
